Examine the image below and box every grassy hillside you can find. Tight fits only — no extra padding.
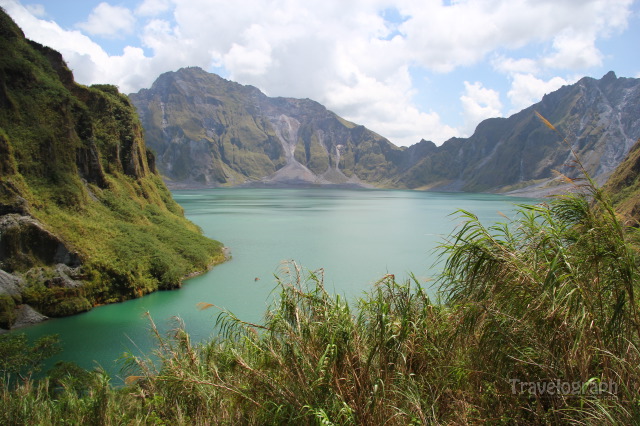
[0,9,223,325]
[604,138,640,226]
[2,97,638,422]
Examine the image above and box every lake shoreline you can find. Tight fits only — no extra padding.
[15,188,536,379]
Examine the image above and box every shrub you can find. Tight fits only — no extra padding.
[0,295,17,329]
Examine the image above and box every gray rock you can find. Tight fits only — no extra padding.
[0,214,82,270]
[0,269,23,297]
[50,264,83,288]
[0,196,29,216]
[129,67,402,188]
[12,304,48,328]
[131,68,640,194]
[24,265,83,289]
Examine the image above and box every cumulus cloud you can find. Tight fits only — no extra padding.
[460,82,503,136]
[0,1,109,79]
[222,25,274,77]
[397,0,630,73]
[76,2,136,38]
[0,0,634,146]
[542,30,603,70]
[325,65,457,145]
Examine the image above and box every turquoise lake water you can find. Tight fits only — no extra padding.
[20,188,536,381]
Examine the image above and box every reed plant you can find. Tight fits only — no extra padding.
[119,263,456,424]
[438,192,640,423]
[118,191,640,424]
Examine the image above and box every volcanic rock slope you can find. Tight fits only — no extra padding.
[396,71,640,194]
[131,68,640,194]
[129,67,416,188]
[604,136,640,226]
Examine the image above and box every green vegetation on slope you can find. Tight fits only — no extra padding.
[2,8,639,424]
[604,137,640,226]
[1,173,638,424]
[0,9,223,323]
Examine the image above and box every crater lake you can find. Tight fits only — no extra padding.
[20,188,537,381]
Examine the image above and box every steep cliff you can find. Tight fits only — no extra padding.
[129,67,415,188]
[395,71,640,193]
[0,10,224,330]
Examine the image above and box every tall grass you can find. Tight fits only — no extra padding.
[118,264,456,424]
[439,191,640,422]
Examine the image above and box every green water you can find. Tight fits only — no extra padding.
[19,188,536,381]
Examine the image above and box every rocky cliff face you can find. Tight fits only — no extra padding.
[129,67,414,188]
[394,71,640,193]
[0,10,223,330]
[131,68,640,195]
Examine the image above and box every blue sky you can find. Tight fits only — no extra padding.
[1,0,638,146]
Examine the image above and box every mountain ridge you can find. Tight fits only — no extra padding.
[130,67,419,189]
[130,68,640,195]
[395,71,640,194]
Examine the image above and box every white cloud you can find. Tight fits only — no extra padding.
[0,1,109,67]
[136,0,172,17]
[0,0,635,146]
[76,2,136,38]
[507,73,571,113]
[325,65,457,145]
[492,55,540,75]
[487,0,632,116]
[399,0,631,73]
[460,81,503,136]
[222,25,273,77]
[542,30,603,70]
[24,3,45,17]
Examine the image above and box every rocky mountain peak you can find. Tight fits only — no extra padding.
[129,68,406,188]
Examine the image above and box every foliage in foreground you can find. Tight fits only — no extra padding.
[2,178,640,424]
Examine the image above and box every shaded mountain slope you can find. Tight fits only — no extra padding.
[0,10,223,330]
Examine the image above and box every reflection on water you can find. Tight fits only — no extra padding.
[19,188,536,381]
